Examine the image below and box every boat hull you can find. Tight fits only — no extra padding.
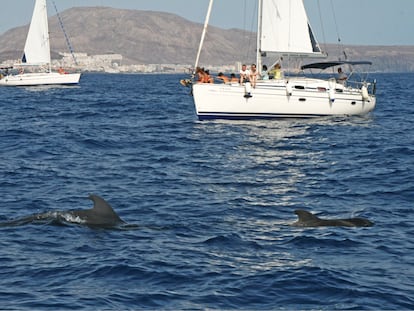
[0,72,81,86]
[192,78,376,120]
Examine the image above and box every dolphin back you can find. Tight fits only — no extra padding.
[0,194,128,229]
[292,209,373,227]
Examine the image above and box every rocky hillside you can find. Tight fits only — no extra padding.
[0,6,413,72]
[0,7,256,66]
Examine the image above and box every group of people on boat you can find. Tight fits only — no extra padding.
[195,62,284,87]
[195,62,348,87]
[195,67,215,83]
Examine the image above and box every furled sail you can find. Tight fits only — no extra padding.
[22,0,51,64]
[260,0,323,57]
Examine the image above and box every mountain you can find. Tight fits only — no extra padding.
[0,6,413,72]
[333,44,414,73]
[0,7,256,66]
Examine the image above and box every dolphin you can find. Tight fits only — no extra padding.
[66,194,126,227]
[0,194,128,229]
[292,209,374,227]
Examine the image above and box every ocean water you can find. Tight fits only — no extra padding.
[0,73,413,310]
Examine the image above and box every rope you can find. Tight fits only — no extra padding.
[51,1,78,65]
[329,0,346,60]
[316,0,327,53]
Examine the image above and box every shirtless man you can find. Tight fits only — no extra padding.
[250,64,258,88]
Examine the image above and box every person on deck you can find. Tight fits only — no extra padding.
[217,72,229,83]
[269,63,282,79]
[204,70,214,83]
[261,65,269,80]
[337,67,347,85]
[230,73,239,83]
[250,64,258,88]
[196,67,212,83]
[239,64,250,84]
[195,67,205,83]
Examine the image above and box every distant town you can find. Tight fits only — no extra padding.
[0,52,237,74]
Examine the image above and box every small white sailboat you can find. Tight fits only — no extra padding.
[187,0,376,120]
[0,0,80,86]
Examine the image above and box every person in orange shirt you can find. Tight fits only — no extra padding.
[195,67,213,83]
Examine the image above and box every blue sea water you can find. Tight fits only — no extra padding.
[0,73,413,310]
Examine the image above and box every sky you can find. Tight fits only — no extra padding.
[0,0,413,46]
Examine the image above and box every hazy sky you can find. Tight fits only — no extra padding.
[0,0,413,46]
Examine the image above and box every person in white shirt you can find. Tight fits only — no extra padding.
[239,64,250,84]
[337,67,347,85]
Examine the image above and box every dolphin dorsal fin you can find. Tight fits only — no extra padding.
[88,194,118,217]
[295,209,320,223]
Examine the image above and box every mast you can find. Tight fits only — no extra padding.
[194,0,214,72]
[256,0,263,72]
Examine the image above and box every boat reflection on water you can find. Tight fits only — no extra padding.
[191,119,325,203]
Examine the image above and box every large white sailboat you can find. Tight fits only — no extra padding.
[188,0,376,120]
[0,0,81,86]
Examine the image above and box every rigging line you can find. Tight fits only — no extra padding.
[329,0,341,43]
[51,1,78,65]
[329,0,346,60]
[242,0,249,62]
[287,1,293,75]
[245,0,257,63]
[316,0,327,53]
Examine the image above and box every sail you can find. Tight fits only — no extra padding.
[260,0,323,56]
[22,0,51,64]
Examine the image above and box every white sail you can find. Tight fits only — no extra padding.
[0,0,81,86]
[260,0,323,56]
[22,0,51,65]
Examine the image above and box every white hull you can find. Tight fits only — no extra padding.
[0,72,81,86]
[192,78,376,120]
